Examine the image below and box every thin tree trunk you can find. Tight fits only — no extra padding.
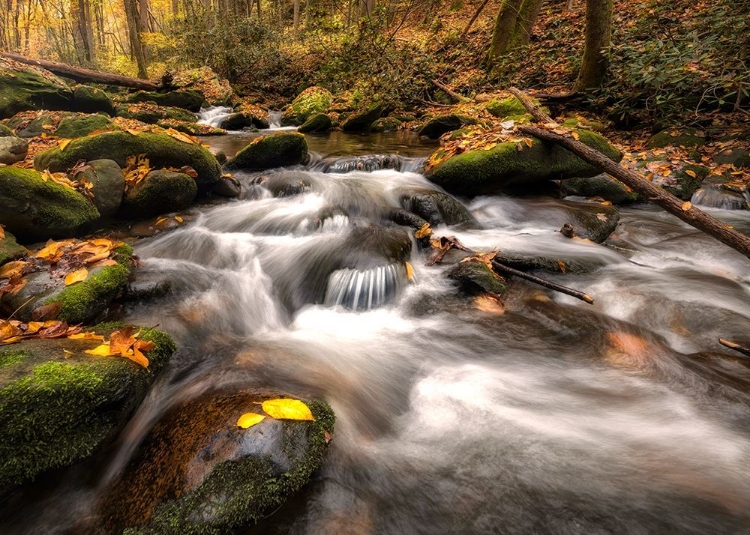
[123,0,148,78]
[293,0,300,36]
[509,0,543,47]
[486,0,524,63]
[462,0,490,37]
[574,0,613,90]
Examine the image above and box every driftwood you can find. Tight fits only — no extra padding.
[0,52,164,90]
[719,339,750,358]
[509,87,750,260]
[430,79,469,103]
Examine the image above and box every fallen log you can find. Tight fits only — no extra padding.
[508,87,750,260]
[430,79,469,103]
[0,52,163,91]
[719,339,750,358]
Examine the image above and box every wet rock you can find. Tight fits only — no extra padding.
[715,148,750,168]
[121,170,197,219]
[0,167,100,242]
[371,117,402,133]
[165,121,226,137]
[419,114,475,140]
[322,154,403,173]
[71,85,115,115]
[447,259,507,296]
[212,174,242,198]
[298,113,332,133]
[398,188,475,227]
[10,112,56,138]
[126,89,205,112]
[71,159,124,217]
[634,160,709,200]
[427,130,622,196]
[261,170,317,197]
[559,199,620,243]
[34,131,222,193]
[0,230,27,266]
[691,186,748,210]
[281,86,333,126]
[647,128,705,149]
[0,325,176,498]
[342,103,384,132]
[115,102,197,125]
[124,273,173,302]
[54,114,117,138]
[225,133,308,171]
[561,174,638,205]
[219,111,268,131]
[0,135,28,164]
[97,389,334,534]
[0,57,73,119]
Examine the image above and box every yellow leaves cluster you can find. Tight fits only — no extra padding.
[85,326,155,368]
[123,154,152,190]
[0,319,83,345]
[236,398,315,429]
[41,169,78,189]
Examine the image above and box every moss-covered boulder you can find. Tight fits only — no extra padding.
[342,103,385,132]
[634,160,709,200]
[0,167,100,242]
[10,112,57,138]
[158,120,226,136]
[55,114,117,138]
[121,170,197,219]
[97,389,334,534]
[298,113,332,133]
[398,188,475,227]
[218,112,265,131]
[561,174,638,205]
[715,148,750,168]
[371,117,402,133]
[0,325,176,498]
[0,123,15,137]
[486,96,544,119]
[448,258,507,296]
[0,135,28,164]
[0,58,73,119]
[172,67,235,106]
[427,130,623,196]
[419,114,476,140]
[647,128,706,149]
[116,103,197,125]
[71,85,116,115]
[0,230,27,266]
[71,159,124,217]
[126,89,205,112]
[226,132,308,171]
[281,86,333,126]
[34,131,222,192]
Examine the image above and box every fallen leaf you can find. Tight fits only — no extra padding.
[68,332,106,342]
[261,399,314,421]
[63,349,74,358]
[415,223,432,239]
[237,412,266,429]
[64,268,88,285]
[59,139,71,151]
[85,343,112,356]
[685,169,697,178]
[0,260,29,279]
[174,216,184,223]
[405,262,415,281]
[31,302,61,321]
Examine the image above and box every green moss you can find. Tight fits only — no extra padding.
[0,230,28,265]
[226,132,308,171]
[647,128,705,149]
[0,167,100,242]
[371,117,402,133]
[342,103,385,132]
[281,86,333,126]
[0,62,73,119]
[448,259,507,295]
[429,129,623,196]
[0,123,15,137]
[126,90,205,112]
[486,96,537,118]
[298,113,333,133]
[55,114,117,138]
[121,170,197,219]
[34,131,221,192]
[72,86,115,115]
[0,349,28,369]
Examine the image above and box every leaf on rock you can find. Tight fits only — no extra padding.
[85,343,112,356]
[59,139,71,151]
[261,398,315,421]
[237,412,266,429]
[414,223,432,239]
[68,332,106,342]
[64,268,88,285]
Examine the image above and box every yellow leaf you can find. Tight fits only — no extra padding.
[126,129,141,136]
[65,268,88,286]
[59,139,71,151]
[261,398,314,421]
[685,169,697,178]
[571,131,580,140]
[63,349,74,358]
[414,223,432,239]
[174,216,184,223]
[67,332,106,342]
[237,412,266,429]
[681,201,692,211]
[405,262,414,281]
[0,224,4,239]
[85,343,111,356]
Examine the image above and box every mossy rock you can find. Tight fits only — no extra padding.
[419,114,475,139]
[647,128,705,149]
[0,58,73,119]
[660,164,709,200]
[558,200,620,243]
[218,111,267,131]
[0,167,100,242]
[34,131,222,192]
[226,133,308,171]
[72,159,124,217]
[342,103,385,132]
[427,130,623,196]
[0,325,176,498]
[561,116,607,132]
[371,117,402,133]
[0,135,28,164]
[159,120,226,136]
[126,89,205,112]
[0,230,27,266]
[561,174,639,205]
[116,103,197,125]
[281,86,333,126]
[486,96,548,119]
[398,188,475,227]
[298,113,332,133]
[0,123,15,137]
[715,148,750,168]
[448,259,507,296]
[120,170,197,219]
[12,113,57,138]
[72,85,115,116]
[55,114,117,138]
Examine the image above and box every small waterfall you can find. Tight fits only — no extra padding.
[311,154,425,174]
[197,106,233,128]
[691,186,749,210]
[324,263,406,311]
[268,110,282,128]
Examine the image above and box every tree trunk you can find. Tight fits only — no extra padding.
[462,0,490,37]
[123,0,148,78]
[509,0,544,47]
[574,0,613,90]
[486,0,524,63]
[293,0,300,36]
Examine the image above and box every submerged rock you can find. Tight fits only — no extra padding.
[226,133,308,171]
[427,130,622,196]
[281,86,333,126]
[97,389,334,534]
[419,114,475,140]
[448,258,507,296]
[398,188,475,227]
[342,103,384,132]
[0,167,100,242]
[0,58,73,119]
[0,326,176,498]
[121,170,197,219]
[126,89,205,112]
[298,113,332,133]
[71,85,115,116]
[71,159,124,217]
[34,131,222,192]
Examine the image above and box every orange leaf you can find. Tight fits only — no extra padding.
[65,268,88,286]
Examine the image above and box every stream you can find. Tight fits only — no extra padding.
[6,126,750,534]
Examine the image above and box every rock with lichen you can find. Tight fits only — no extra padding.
[281,86,333,126]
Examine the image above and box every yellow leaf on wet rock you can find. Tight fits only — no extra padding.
[261,399,314,421]
[237,412,266,429]
[405,262,415,282]
[64,268,88,285]
[85,343,112,356]
[414,223,432,239]
[59,139,71,151]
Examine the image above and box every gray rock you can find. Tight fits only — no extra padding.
[0,136,28,164]
[72,159,124,217]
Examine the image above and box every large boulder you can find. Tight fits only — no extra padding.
[71,159,124,217]
[371,117,401,133]
[226,132,308,171]
[172,67,236,106]
[0,325,176,498]
[426,130,623,196]
[298,113,332,133]
[486,96,534,119]
[0,230,27,266]
[342,103,384,132]
[561,174,638,205]
[398,188,475,227]
[0,167,100,242]
[126,89,205,112]
[0,135,28,164]
[34,131,222,192]
[71,85,116,115]
[419,114,475,139]
[54,114,117,138]
[120,170,197,219]
[0,58,73,119]
[647,128,705,149]
[281,86,333,126]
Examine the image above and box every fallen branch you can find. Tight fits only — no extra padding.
[719,338,750,358]
[0,52,164,90]
[418,98,453,108]
[430,79,469,103]
[508,87,750,260]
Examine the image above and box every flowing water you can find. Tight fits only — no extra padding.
[5,132,750,534]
